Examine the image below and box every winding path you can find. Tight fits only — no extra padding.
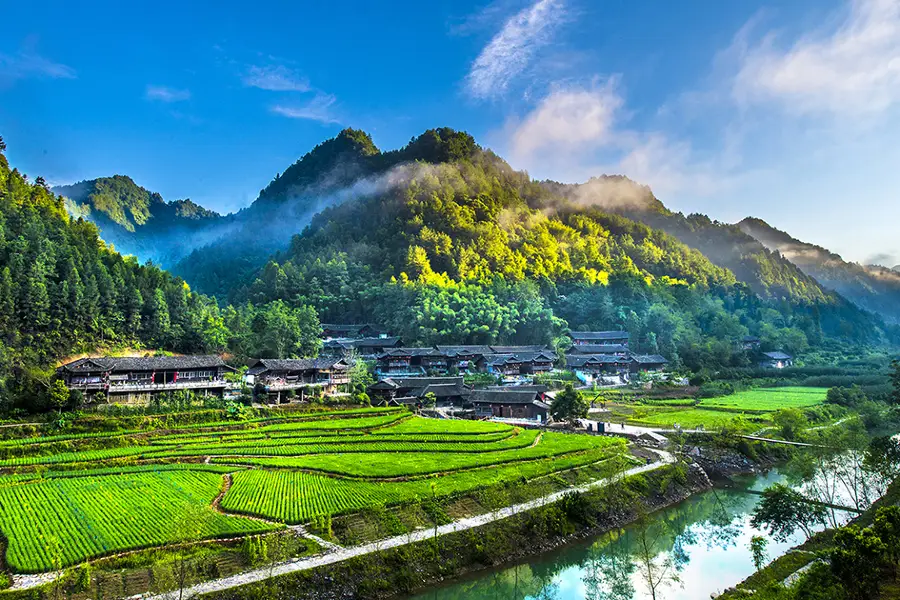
[139,448,675,599]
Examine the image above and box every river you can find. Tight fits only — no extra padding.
[406,470,845,600]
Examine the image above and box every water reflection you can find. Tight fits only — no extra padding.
[407,471,826,600]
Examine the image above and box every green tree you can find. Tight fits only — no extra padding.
[873,506,900,579]
[750,483,826,542]
[891,359,900,406]
[47,379,69,415]
[550,384,588,424]
[748,535,768,572]
[773,408,807,441]
[830,525,887,600]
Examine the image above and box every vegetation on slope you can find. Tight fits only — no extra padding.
[739,216,900,323]
[0,137,323,414]
[54,175,230,267]
[229,129,897,369]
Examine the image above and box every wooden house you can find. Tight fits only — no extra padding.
[740,335,762,351]
[57,355,234,405]
[319,324,387,340]
[435,345,493,372]
[368,376,471,407]
[568,331,630,347]
[566,343,630,356]
[471,389,550,422]
[629,354,669,373]
[321,336,403,358]
[246,358,351,402]
[760,351,793,369]
[480,350,555,378]
[374,347,449,376]
[566,354,631,384]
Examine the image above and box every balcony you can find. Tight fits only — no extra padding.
[69,379,230,393]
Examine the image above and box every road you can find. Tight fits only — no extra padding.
[139,448,676,599]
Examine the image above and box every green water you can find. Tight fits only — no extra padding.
[407,470,831,600]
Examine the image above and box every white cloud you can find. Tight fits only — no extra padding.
[466,0,567,100]
[499,77,735,202]
[270,94,340,124]
[509,79,622,158]
[734,0,900,115]
[145,85,191,103]
[0,50,75,83]
[243,64,310,92]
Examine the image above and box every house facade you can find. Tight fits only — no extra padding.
[321,337,403,359]
[368,376,471,407]
[57,355,234,405]
[471,389,550,422]
[568,331,630,347]
[760,351,793,369]
[245,357,351,402]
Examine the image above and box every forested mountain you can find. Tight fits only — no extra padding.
[544,177,834,306]
[0,138,323,413]
[173,128,485,298]
[54,176,232,268]
[738,217,900,323]
[226,128,897,368]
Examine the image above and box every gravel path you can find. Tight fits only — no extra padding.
[139,448,675,599]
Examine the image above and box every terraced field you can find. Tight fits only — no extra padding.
[626,387,828,430]
[0,408,626,572]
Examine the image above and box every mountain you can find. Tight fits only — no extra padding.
[172,127,484,298]
[738,217,900,323]
[543,177,835,307]
[224,128,896,366]
[0,138,334,413]
[54,175,232,267]
[0,141,227,411]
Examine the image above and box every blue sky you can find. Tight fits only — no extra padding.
[1,0,898,265]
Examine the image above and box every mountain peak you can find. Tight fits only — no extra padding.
[541,174,667,214]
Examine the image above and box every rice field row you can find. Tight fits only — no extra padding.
[211,432,621,478]
[219,441,626,523]
[0,471,276,573]
[0,411,630,573]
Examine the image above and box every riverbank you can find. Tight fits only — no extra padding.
[177,456,709,600]
[718,473,900,599]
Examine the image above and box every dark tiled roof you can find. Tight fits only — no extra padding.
[763,351,793,360]
[435,345,493,357]
[567,344,630,355]
[471,389,544,405]
[568,331,630,341]
[60,355,228,372]
[566,354,630,368]
[484,351,554,366]
[324,337,402,349]
[487,384,549,394]
[417,383,471,398]
[246,358,348,375]
[377,347,443,358]
[631,354,669,364]
[375,376,465,389]
[489,345,548,354]
[742,335,761,342]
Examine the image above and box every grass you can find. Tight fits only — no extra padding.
[698,386,827,412]
[628,408,768,430]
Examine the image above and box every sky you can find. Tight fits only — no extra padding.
[1,0,898,266]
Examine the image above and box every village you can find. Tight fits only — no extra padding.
[56,325,795,426]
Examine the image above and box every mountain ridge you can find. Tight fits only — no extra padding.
[737,217,900,323]
[54,175,232,267]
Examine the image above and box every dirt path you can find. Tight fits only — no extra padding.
[139,449,675,600]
